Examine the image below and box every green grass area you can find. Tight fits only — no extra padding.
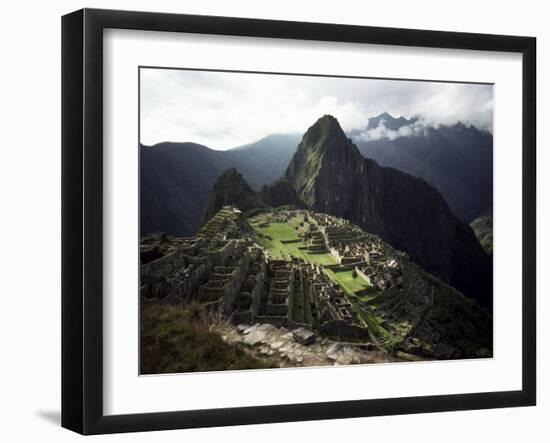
[354,292,380,303]
[286,215,311,235]
[362,310,389,337]
[287,214,304,228]
[256,236,285,259]
[141,302,271,374]
[253,222,336,265]
[322,268,389,339]
[285,242,337,265]
[259,222,299,241]
[343,298,389,338]
[325,269,371,293]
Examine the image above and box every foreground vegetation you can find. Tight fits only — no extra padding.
[141,302,270,374]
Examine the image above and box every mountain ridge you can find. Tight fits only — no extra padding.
[140,112,492,236]
[366,112,418,130]
[354,114,493,222]
[139,135,300,236]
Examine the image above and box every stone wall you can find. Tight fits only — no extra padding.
[354,266,373,286]
[228,263,266,326]
[140,246,213,300]
[198,279,230,302]
[230,310,254,325]
[173,261,212,300]
[141,247,186,279]
[280,239,300,244]
[251,266,265,315]
[197,252,252,316]
[320,320,370,340]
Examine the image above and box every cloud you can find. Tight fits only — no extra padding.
[354,119,428,142]
[140,69,493,149]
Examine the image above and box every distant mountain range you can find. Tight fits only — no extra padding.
[140,134,300,236]
[202,115,492,306]
[140,112,492,239]
[363,111,418,131]
[352,112,493,223]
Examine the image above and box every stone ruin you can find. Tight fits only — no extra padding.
[139,206,408,343]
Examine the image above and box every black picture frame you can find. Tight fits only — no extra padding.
[61,8,537,435]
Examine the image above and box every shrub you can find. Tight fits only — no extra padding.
[140,302,271,374]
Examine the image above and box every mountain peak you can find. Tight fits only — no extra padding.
[285,115,362,207]
[318,114,339,124]
[367,112,418,131]
[310,114,343,131]
[202,168,265,223]
[301,114,348,147]
[218,167,241,179]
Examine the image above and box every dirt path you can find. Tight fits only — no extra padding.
[217,323,399,368]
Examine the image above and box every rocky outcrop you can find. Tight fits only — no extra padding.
[220,323,396,367]
[285,115,492,306]
[202,168,266,223]
[204,171,303,226]
[292,327,316,345]
[470,209,493,254]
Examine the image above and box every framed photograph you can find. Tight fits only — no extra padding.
[61,8,536,435]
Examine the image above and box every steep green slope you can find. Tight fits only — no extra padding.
[470,209,493,254]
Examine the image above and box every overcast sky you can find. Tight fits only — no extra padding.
[140,68,493,150]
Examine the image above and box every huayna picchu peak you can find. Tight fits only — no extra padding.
[297,114,355,156]
[285,115,360,207]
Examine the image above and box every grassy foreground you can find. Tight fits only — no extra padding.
[140,302,269,374]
